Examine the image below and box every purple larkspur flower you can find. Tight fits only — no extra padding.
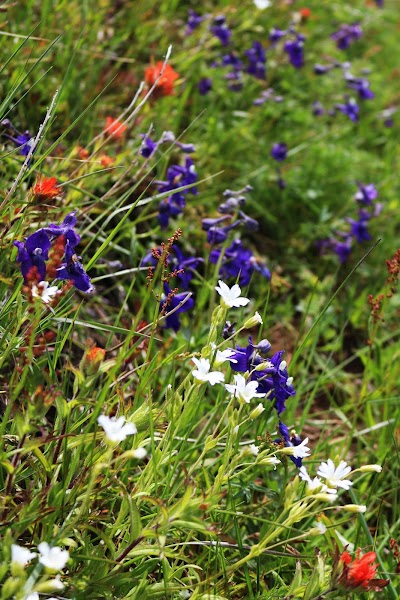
[312,101,324,116]
[271,142,288,162]
[161,283,194,331]
[14,230,51,282]
[336,98,359,122]
[314,63,332,75]
[157,157,198,228]
[185,9,204,35]
[331,23,362,50]
[140,135,158,157]
[284,36,305,69]
[347,210,372,243]
[209,238,270,285]
[56,242,93,293]
[210,15,231,46]
[354,183,378,205]
[346,77,374,100]
[244,41,266,80]
[269,27,287,44]
[198,77,213,95]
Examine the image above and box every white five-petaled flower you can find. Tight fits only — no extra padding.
[249,444,259,456]
[215,280,250,309]
[191,357,224,385]
[282,437,311,459]
[98,415,137,443]
[11,543,36,566]
[253,0,271,8]
[225,374,265,404]
[37,542,69,571]
[210,343,238,367]
[317,459,353,490]
[299,466,337,494]
[32,281,61,304]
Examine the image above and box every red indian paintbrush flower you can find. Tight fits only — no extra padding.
[32,176,61,201]
[104,117,127,139]
[338,549,389,592]
[144,61,179,97]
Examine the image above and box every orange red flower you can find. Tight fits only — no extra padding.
[338,549,389,592]
[104,117,127,139]
[299,7,311,20]
[144,61,179,97]
[32,176,61,201]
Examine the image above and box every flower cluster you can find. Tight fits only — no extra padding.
[147,138,197,228]
[318,183,381,263]
[336,548,389,592]
[203,186,271,284]
[331,23,362,50]
[14,212,93,294]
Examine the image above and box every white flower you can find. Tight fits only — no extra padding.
[210,343,238,367]
[38,542,69,570]
[317,459,353,490]
[335,530,354,553]
[343,504,367,513]
[32,281,61,304]
[260,455,280,469]
[299,466,337,495]
[24,594,39,600]
[225,374,265,404]
[250,402,265,419]
[11,543,36,566]
[98,415,137,443]
[254,0,271,8]
[191,357,224,385]
[282,437,311,459]
[314,521,327,535]
[132,447,147,459]
[243,311,263,328]
[249,444,259,456]
[215,280,250,309]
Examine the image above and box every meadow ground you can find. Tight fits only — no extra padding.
[0,1,400,598]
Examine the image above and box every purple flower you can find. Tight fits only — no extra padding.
[312,101,324,116]
[140,135,158,157]
[271,142,288,162]
[269,28,287,44]
[346,77,374,100]
[354,183,378,205]
[209,239,270,285]
[314,64,332,75]
[161,283,194,331]
[210,15,231,46]
[336,98,359,122]
[284,36,305,69]
[14,230,51,282]
[244,41,266,80]
[157,157,198,228]
[333,238,353,263]
[56,243,93,293]
[331,23,362,50]
[198,77,213,95]
[185,9,204,35]
[347,211,372,243]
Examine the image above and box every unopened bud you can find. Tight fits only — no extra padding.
[343,504,367,513]
[358,464,382,473]
[250,403,265,419]
[243,312,263,329]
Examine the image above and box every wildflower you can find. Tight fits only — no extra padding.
[243,311,263,328]
[346,77,374,100]
[269,27,287,44]
[331,23,362,50]
[343,504,367,513]
[281,437,311,460]
[11,544,36,566]
[157,157,197,228]
[210,343,238,367]
[359,464,382,473]
[185,9,204,35]
[254,0,271,8]
[140,134,158,157]
[317,458,353,490]
[354,183,378,205]
[14,230,51,282]
[31,281,61,304]
[338,549,389,591]
[131,447,147,459]
[56,242,94,293]
[210,239,270,285]
[198,77,213,95]
[32,176,61,201]
[336,97,359,122]
[215,280,250,309]
[100,154,114,167]
[347,210,372,242]
[225,374,266,404]
[145,61,179,96]
[103,116,127,139]
[98,415,137,443]
[314,63,332,75]
[271,142,288,162]
[244,41,266,80]
[160,283,194,331]
[210,15,231,46]
[284,36,305,69]
[192,357,224,385]
[250,402,265,419]
[249,443,259,455]
[299,466,325,492]
[37,542,69,570]
[12,131,34,156]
